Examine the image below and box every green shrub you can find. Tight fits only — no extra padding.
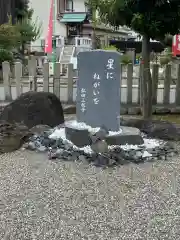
[136,53,141,59]
[103,45,118,51]
[159,56,171,66]
[0,22,21,50]
[121,54,132,65]
[0,49,13,65]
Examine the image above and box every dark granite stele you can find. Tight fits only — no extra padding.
[65,121,144,148]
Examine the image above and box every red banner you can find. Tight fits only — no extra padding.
[172,35,180,56]
[45,0,53,53]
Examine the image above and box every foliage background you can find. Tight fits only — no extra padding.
[0,0,42,65]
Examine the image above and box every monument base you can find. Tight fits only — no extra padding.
[65,121,144,148]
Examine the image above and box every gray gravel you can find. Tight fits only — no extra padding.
[1,148,180,240]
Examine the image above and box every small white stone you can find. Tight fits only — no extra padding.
[168,152,174,157]
[142,151,152,158]
[160,155,166,160]
[135,151,142,157]
[37,146,46,152]
[47,121,166,156]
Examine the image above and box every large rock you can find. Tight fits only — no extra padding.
[0,121,32,154]
[30,124,51,135]
[0,92,64,128]
[120,118,180,140]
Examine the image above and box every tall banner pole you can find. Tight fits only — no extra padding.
[45,0,53,53]
[52,0,56,73]
[45,0,56,74]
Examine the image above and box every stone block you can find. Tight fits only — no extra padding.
[155,107,170,114]
[170,107,180,114]
[152,106,156,114]
[65,121,144,147]
[65,126,91,147]
[106,126,144,146]
[120,107,128,115]
[128,107,141,115]
[64,105,76,114]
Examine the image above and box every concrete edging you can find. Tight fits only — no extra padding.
[1,103,180,116]
[64,105,180,115]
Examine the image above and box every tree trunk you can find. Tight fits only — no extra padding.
[91,31,97,49]
[141,34,152,119]
[91,7,97,49]
[21,42,25,62]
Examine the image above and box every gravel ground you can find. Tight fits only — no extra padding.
[1,147,180,240]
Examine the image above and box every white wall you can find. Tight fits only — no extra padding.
[29,0,66,51]
[73,0,86,12]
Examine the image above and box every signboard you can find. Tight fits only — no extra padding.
[76,50,121,131]
[67,24,78,36]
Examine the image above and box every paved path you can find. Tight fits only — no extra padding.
[1,147,180,239]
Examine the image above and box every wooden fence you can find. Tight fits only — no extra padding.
[1,60,74,104]
[1,58,180,114]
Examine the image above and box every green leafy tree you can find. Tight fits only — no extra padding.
[15,0,31,20]
[16,16,42,57]
[0,0,42,63]
[88,0,180,119]
[0,0,30,24]
[86,0,102,49]
[0,20,21,64]
[0,22,20,50]
[15,1,42,57]
[162,34,173,48]
[0,0,31,65]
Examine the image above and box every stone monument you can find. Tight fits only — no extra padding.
[65,50,144,148]
[76,50,121,131]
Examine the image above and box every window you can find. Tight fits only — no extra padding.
[52,39,56,48]
[65,0,73,11]
[57,0,60,13]
[85,3,92,15]
[41,39,45,47]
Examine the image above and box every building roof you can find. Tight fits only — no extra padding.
[60,13,87,23]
